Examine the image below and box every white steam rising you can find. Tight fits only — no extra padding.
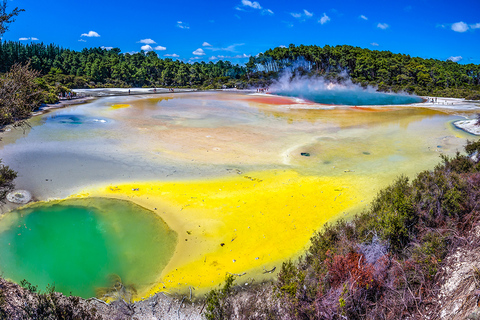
[270,70,422,106]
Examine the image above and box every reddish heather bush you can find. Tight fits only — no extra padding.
[325,250,377,290]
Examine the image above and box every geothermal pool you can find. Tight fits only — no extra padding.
[0,91,477,299]
[271,75,424,105]
[0,198,176,298]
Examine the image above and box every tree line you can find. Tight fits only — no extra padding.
[1,41,480,99]
[0,41,247,90]
[247,44,480,99]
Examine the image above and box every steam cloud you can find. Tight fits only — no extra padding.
[270,70,423,106]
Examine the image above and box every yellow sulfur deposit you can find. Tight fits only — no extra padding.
[109,104,131,110]
[74,169,373,297]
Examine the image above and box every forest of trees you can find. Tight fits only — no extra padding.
[1,41,480,100]
[0,41,247,91]
[247,44,480,99]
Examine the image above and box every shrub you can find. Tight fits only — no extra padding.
[0,160,16,202]
[204,274,236,320]
[369,176,416,253]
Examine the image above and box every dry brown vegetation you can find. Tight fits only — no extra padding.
[0,62,44,128]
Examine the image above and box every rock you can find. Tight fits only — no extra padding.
[6,190,32,204]
[471,151,479,163]
[300,152,310,157]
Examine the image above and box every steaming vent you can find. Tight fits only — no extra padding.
[271,72,423,106]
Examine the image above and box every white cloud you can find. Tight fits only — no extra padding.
[203,42,212,47]
[232,53,250,58]
[370,42,379,46]
[141,45,153,51]
[304,9,313,17]
[319,13,330,25]
[154,46,166,51]
[377,23,389,29]
[193,48,206,56]
[447,56,463,62]
[360,15,368,20]
[177,21,190,29]
[279,45,287,48]
[208,53,250,60]
[237,0,272,15]
[81,31,100,37]
[78,39,87,42]
[164,53,180,58]
[101,46,113,50]
[189,57,202,61]
[203,43,245,52]
[451,21,468,32]
[138,39,156,44]
[470,23,480,29]
[292,9,313,20]
[19,37,39,41]
[241,0,261,9]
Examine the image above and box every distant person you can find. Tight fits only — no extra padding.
[128,89,131,95]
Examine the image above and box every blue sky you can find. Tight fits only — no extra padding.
[3,0,480,65]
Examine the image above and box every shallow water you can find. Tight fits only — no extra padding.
[0,91,478,297]
[275,88,423,105]
[0,198,177,298]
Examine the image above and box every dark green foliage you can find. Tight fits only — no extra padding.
[0,0,24,36]
[411,231,447,279]
[276,260,303,298]
[0,42,247,89]
[0,159,16,202]
[369,176,416,253]
[20,279,38,293]
[1,42,479,98]
[204,274,236,320]
[465,139,480,156]
[250,44,480,98]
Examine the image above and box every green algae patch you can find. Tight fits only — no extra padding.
[0,198,177,299]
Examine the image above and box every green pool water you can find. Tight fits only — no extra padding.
[0,198,177,298]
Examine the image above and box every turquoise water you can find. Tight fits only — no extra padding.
[0,198,177,298]
[274,87,423,105]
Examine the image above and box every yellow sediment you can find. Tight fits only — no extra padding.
[110,104,131,110]
[72,169,372,299]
